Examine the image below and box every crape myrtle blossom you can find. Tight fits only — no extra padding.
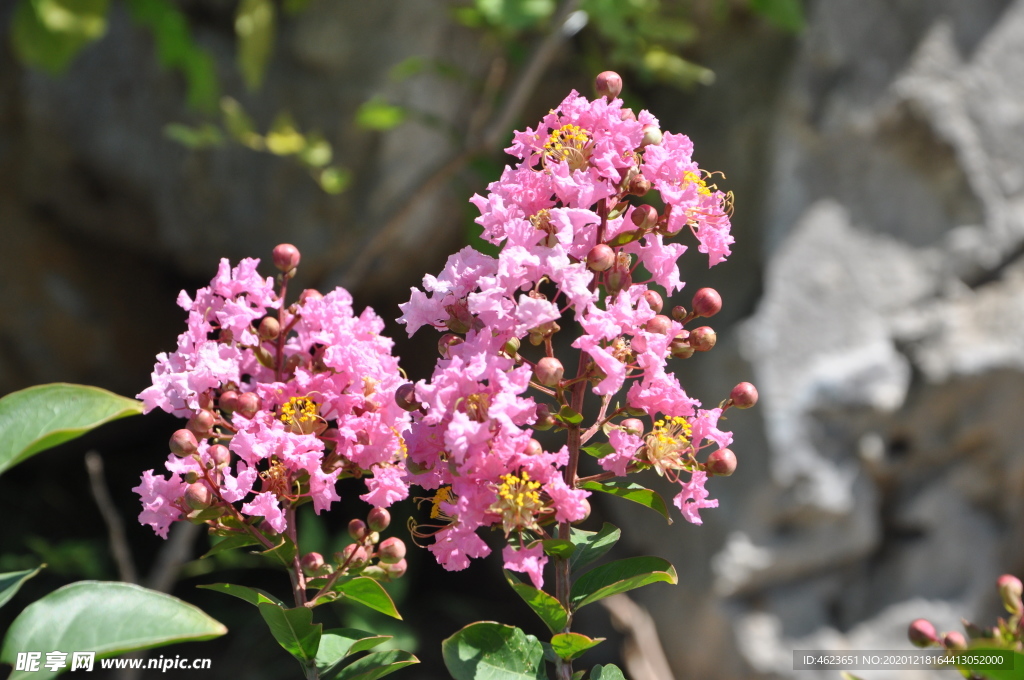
[398,76,752,588]
[134,248,410,541]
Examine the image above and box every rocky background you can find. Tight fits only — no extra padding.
[2,0,1023,678]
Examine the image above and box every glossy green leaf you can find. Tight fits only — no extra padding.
[261,534,298,568]
[0,383,142,477]
[316,628,392,674]
[235,0,275,91]
[961,648,1024,680]
[356,98,406,131]
[749,0,804,32]
[569,523,620,572]
[580,480,671,523]
[11,0,109,74]
[581,442,614,458]
[504,571,568,634]
[330,650,419,680]
[200,533,260,558]
[540,539,575,559]
[443,622,546,680]
[335,577,402,619]
[590,664,626,680]
[550,632,603,661]
[570,556,677,610]
[0,566,44,609]
[0,582,226,679]
[257,602,322,663]
[608,229,642,246]
[198,582,283,607]
[557,406,584,425]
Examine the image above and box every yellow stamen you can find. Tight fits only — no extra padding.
[543,124,592,171]
[642,416,694,477]
[490,470,545,536]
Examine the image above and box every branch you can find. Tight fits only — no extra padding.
[85,451,138,584]
[600,593,676,680]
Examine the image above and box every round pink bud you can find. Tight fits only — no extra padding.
[272,243,301,273]
[258,316,281,341]
[706,448,737,476]
[692,287,723,318]
[997,574,1023,614]
[620,108,636,122]
[169,429,199,457]
[340,544,369,567]
[587,244,616,272]
[348,519,368,541]
[606,266,632,295]
[198,392,215,411]
[367,507,391,533]
[208,444,231,469]
[219,390,240,413]
[438,333,464,358]
[299,288,323,303]
[186,411,215,439]
[525,438,543,456]
[640,125,663,148]
[908,619,938,648]
[627,174,651,197]
[395,383,419,412]
[621,418,644,436]
[301,552,325,576]
[730,382,758,409]
[689,326,717,352]
[942,631,967,650]
[184,481,214,510]
[382,558,407,579]
[535,357,564,387]
[641,290,663,313]
[574,498,591,524]
[595,71,623,100]
[671,305,688,323]
[631,205,658,231]
[670,336,695,359]
[534,403,555,431]
[236,392,261,419]
[645,314,673,334]
[378,537,406,564]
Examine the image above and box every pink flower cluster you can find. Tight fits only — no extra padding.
[135,253,409,539]
[398,87,738,586]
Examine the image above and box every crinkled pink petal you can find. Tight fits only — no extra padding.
[673,470,718,525]
[241,492,287,534]
[503,543,548,589]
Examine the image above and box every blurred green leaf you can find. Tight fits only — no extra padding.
[749,0,805,33]
[299,134,333,168]
[0,566,44,610]
[235,0,275,91]
[282,0,312,15]
[591,664,626,680]
[475,0,555,33]
[164,122,224,149]
[220,96,263,148]
[356,98,406,131]
[266,112,305,155]
[10,0,110,73]
[318,167,351,194]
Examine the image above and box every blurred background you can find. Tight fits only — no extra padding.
[2,0,1023,678]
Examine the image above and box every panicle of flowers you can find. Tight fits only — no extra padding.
[908,573,1023,653]
[396,72,754,588]
[134,244,410,570]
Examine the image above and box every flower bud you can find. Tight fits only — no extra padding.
[258,316,281,341]
[587,244,616,272]
[595,71,623,100]
[942,631,967,650]
[671,305,688,322]
[706,448,737,476]
[640,125,663,147]
[348,518,368,541]
[170,429,199,457]
[631,205,658,231]
[525,438,543,456]
[503,337,521,357]
[378,537,406,564]
[184,482,214,510]
[382,558,407,579]
[641,290,663,313]
[619,108,636,122]
[606,266,632,295]
[208,444,231,469]
[438,333,463,358]
[299,288,323,303]
[573,498,591,524]
[219,390,240,413]
[339,544,369,568]
[368,507,391,533]
[997,574,1023,615]
[627,174,651,197]
[198,392,215,411]
[730,382,758,409]
[908,619,938,648]
[535,357,564,387]
[620,418,644,436]
[444,300,473,334]
[236,392,261,419]
[186,411,215,439]
[272,243,301,273]
[301,552,325,576]
[670,336,695,359]
[534,403,555,431]
[395,383,420,412]
[692,287,723,318]
[689,326,717,352]
[645,315,673,334]
[367,531,380,545]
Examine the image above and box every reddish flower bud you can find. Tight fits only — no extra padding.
[606,266,632,295]
[671,305,688,322]
[219,390,240,413]
[525,438,543,456]
[670,336,695,359]
[272,243,301,273]
[301,552,325,576]
[395,383,420,412]
[620,108,636,122]
[534,403,555,431]
[631,205,658,231]
[382,558,407,579]
[645,314,673,334]
[378,537,406,564]
[627,174,651,196]
[535,357,564,387]
[186,411,215,439]
[595,71,623,100]
[997,574,1023,615]
[641,290,663,313]
[640,125,663,148]
[236,392,261,419]
[208,444,231,469]
[258,316,281,341]
[339,544,369,568]
[348,518,368,541]
[942,631,967,650]
[438,333,463,358]
[169,429,199,457]
[574,498,591,524]
[689,326,717,352]
[299,288,323,303]
[198,392,215,411]
[183,481,214,510]
[368,507,391,533]
[692,287,723,318]
[587,244,616,272]
[908,619,938,648]
[620,418,644,435]
[706,448,737,476]
[730,382,758,409]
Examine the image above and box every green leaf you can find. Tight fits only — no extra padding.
[235,0,275,91]
[356,98,407,132]
[335,577,402,619]
[570,556,678,610]
[0,582,226,679]
[198,582,284,607]
[11,0,110,74]
[200,533,260,558]
[607,230,642,247]
[0,383,142,477]
[591,664,626,680]
[960,648,1024,680]
[580,480,671,524]
[163,122,224,149]
[257,602,322,663]
[299,134,333,168]
[504,571,568,635]
[749,0,805,32]
[550,633,603,661]
[569,523,620,572]
[266,112,305,155]
[0,566,44,609]
[330,650,419,680]
[540,539,575,559]
[474,0,555,33]
[318,166,351,195]
[442,622,546,680]
[220,96,262,147]
[316,628,392,674]
[581,442,614,458]
[557,406,583,425]
[261,534,298,568]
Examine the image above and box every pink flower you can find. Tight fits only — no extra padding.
[603,428,643,477]
[673,471,718,525]
[429,525,491,571]
[689,408,734,450]
[134,470,186,539]
[242,492,287,534]
[503,543,548,589]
